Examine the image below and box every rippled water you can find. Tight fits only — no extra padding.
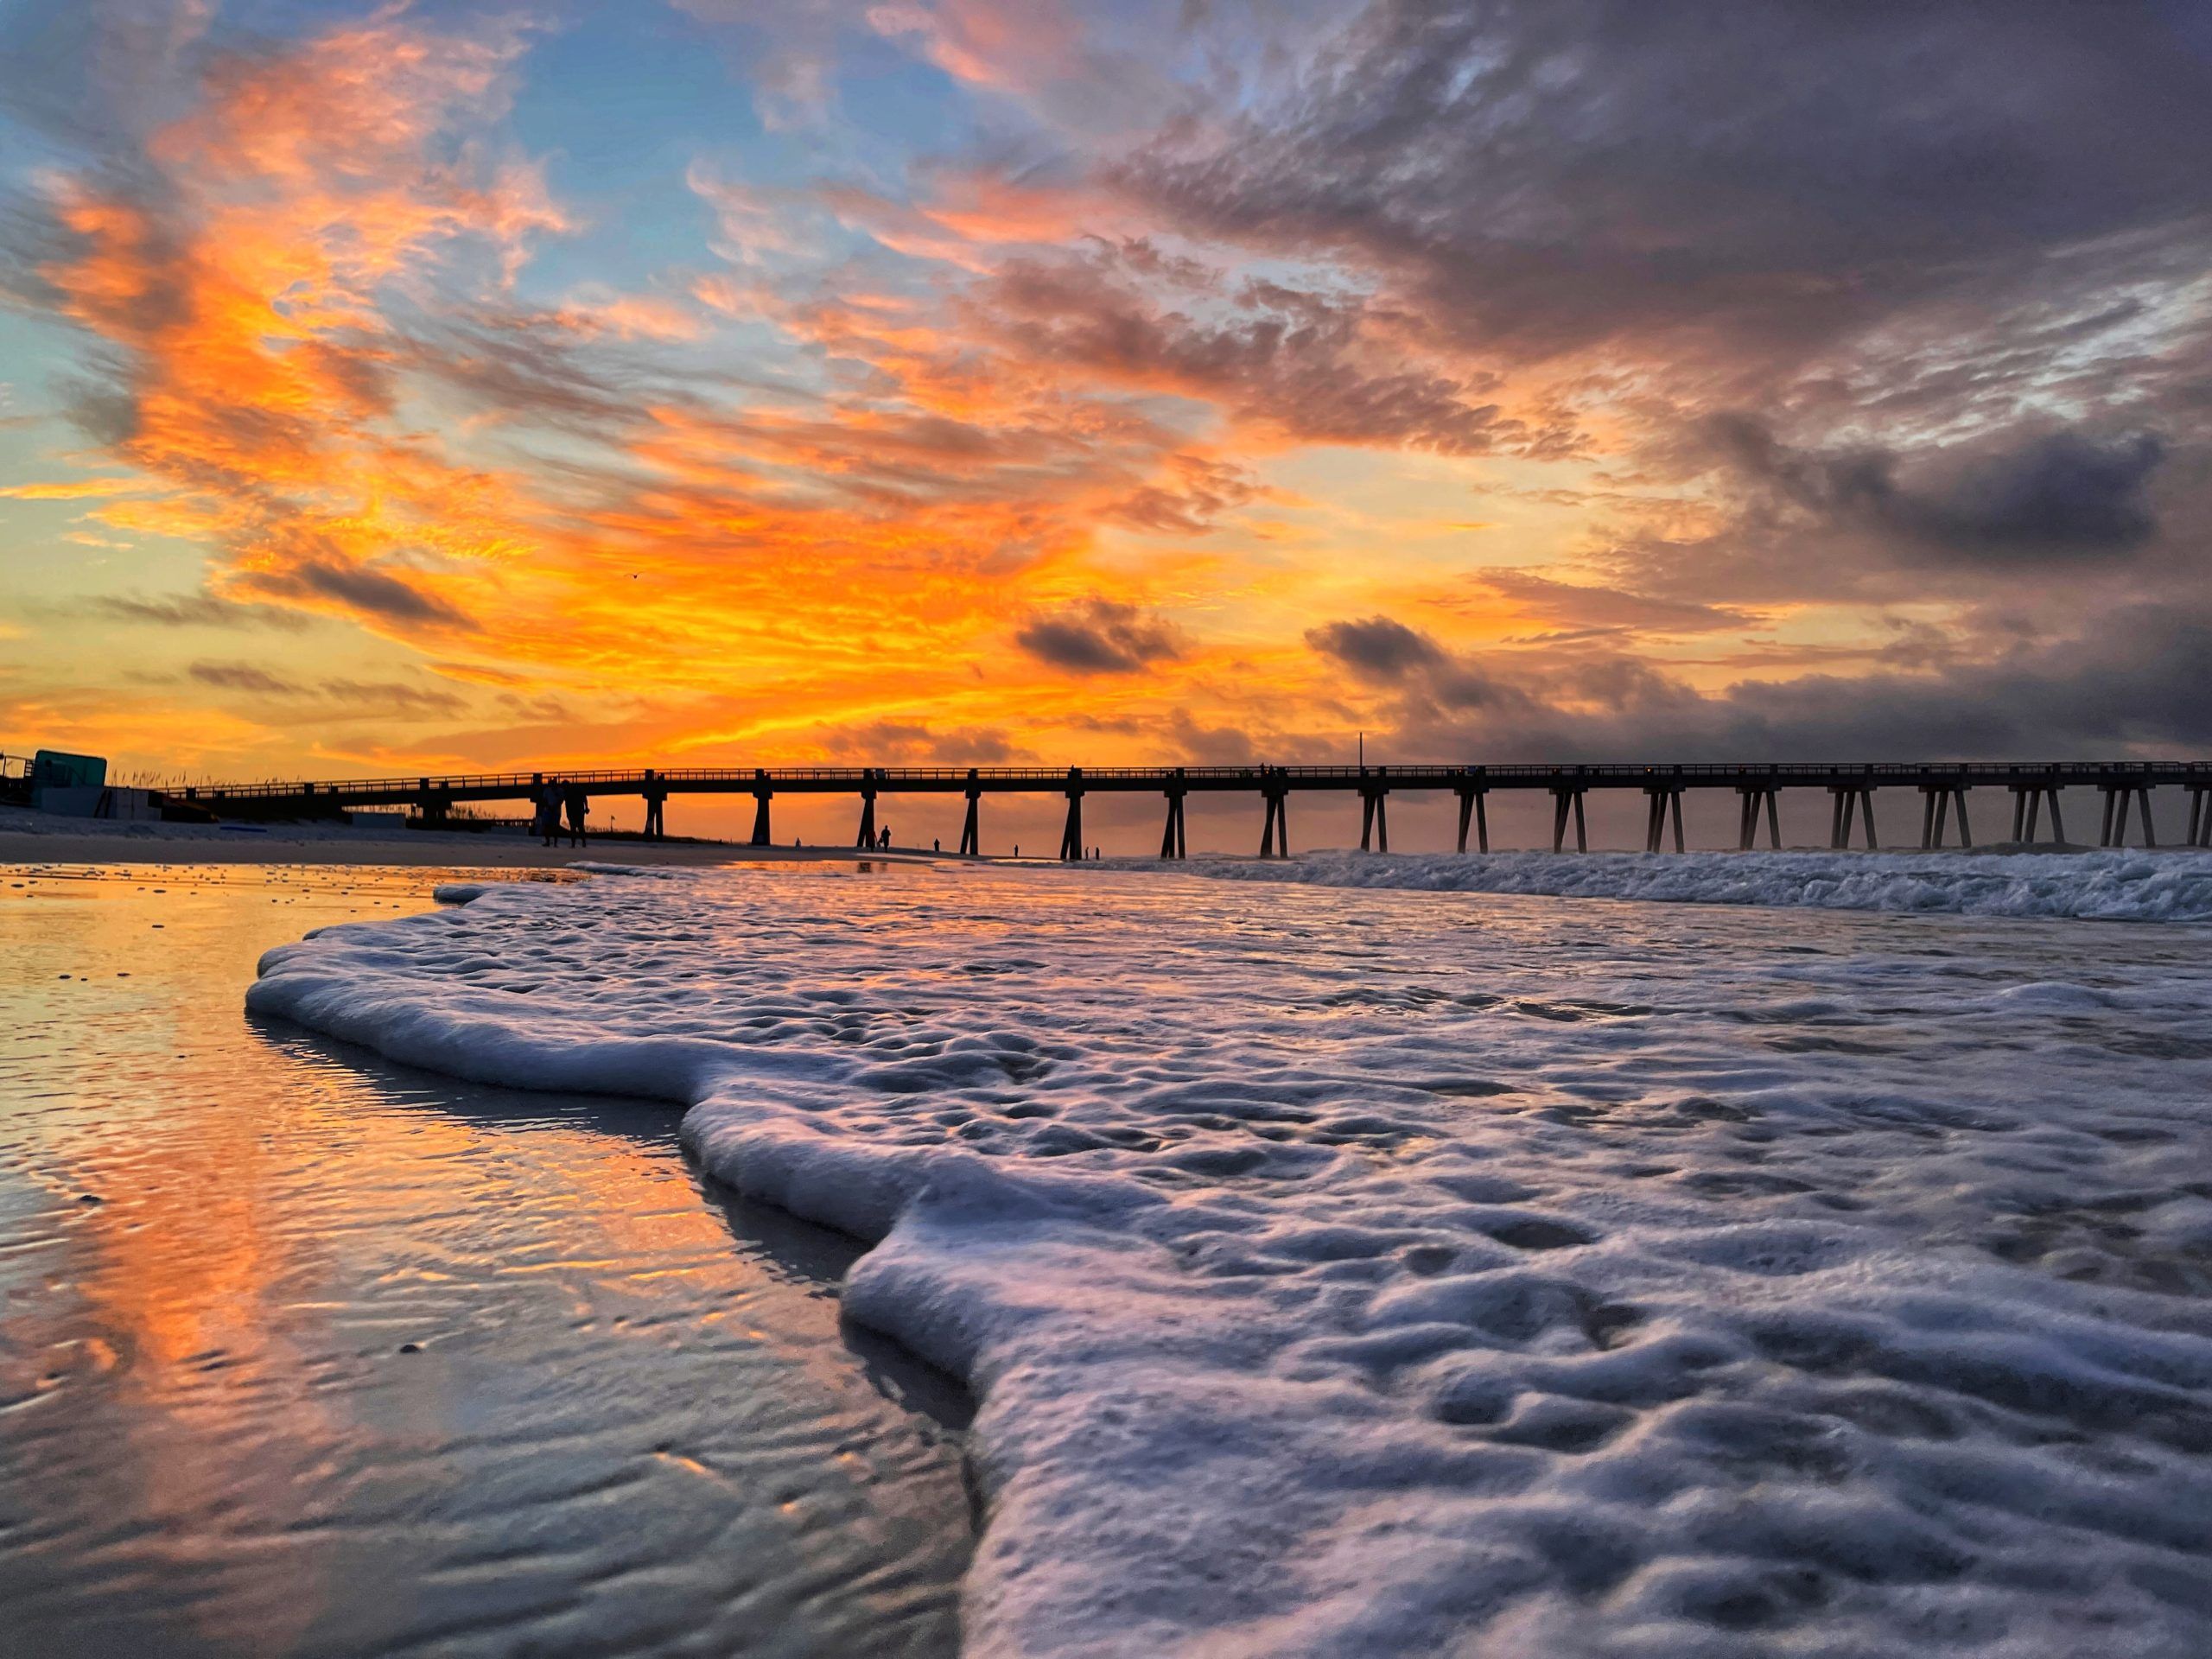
[0,864,970,1659]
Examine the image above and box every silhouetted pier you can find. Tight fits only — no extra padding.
[177,762,2212,857]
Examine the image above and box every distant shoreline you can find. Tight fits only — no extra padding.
[0,813,957,870]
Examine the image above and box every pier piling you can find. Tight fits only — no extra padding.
[1059,768,1085,861]
[749,773,772,846]
[1259,776,1290,858]
[1550,785,1588,854]
[2098,783,2158,849]
[1736,784,1783,851]
[1918,782,1972,849]
[1358,768,1390,854]
[959,772,982,856]
[1455,775,1491,853]
[1161,772,1188,859]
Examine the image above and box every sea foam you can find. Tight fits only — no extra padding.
[1116,847,2212,922]
[249,861,2212,1656]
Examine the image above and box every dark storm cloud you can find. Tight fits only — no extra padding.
[184,664,469,716]
[977,254,1522,455]
[393,307,686,432]
[1016,599,1187,675]
[1309,602,2212,761]
[1713,417,2169,565]
[1122,0,2212,380]
[239,559,476,631]
[1476,570,1760,636]
[1105,454,1262,535]
[811,720,1033,763]
[188,661,304,695]
[1305,616,1447,682]
[90,591,313,631]
[317,680,469,717]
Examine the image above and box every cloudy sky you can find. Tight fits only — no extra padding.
[3,0,2209,810]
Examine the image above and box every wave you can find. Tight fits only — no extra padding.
[1124,847,2212,922]
[248,864,2212,1656]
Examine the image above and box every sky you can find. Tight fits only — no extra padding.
[2,0,2209,831]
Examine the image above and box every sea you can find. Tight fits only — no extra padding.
[9,850,2212,1656]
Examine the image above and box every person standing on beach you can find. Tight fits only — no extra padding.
[563,785,588,848]
[536,782,560,846]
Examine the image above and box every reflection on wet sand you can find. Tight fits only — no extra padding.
[0,866,970,1659]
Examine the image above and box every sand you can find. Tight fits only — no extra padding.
[0,806,956,869]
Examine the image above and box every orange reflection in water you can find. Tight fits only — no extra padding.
[0,864,968,1659]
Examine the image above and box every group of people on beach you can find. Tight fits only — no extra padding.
[532,781,589,848]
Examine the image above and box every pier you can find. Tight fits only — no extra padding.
[176,761,2212,857]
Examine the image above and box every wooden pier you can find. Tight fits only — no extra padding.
[179,761,2212,859]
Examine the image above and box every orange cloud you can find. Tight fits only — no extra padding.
[7,5,1539,786]
[0,478,162,500]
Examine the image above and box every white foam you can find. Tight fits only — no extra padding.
[1122,848,2212,923]
[248,864,2212,1656]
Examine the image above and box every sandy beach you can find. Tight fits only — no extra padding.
[0,806,955,869]
[0,865,970,1656]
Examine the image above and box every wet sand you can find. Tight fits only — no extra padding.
[0,811,950,870]
[0,864,972,1657]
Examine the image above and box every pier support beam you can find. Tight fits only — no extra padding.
[1059,768,1085,861]
[1160,774,1187,860]
[1259,783,1290,858]
[1735,785,1782,851]
[750,788,772,847]
[1643,787,1685,853]
[1828,783,1878,850]
[1550,786,1588,853]
[960,772,981,856]
[855,773,877,848]
[2008,782,2067,847]
[2187,786,2210,849]
[643,771,667,841]
[2099,783,2157,849]
[1919,783,1972,849]
[1358,768,1389,853]
[1455,781,1490,854]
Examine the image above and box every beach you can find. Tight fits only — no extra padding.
[0,805,942,870]
[0,863,971,1658]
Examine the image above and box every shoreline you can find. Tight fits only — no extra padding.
[0,820,957,870]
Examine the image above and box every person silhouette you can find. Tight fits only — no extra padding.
[563,784,588,848]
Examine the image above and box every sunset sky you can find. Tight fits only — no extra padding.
[3,0,2209,820]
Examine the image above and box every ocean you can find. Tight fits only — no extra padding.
[240,851,2212,1657]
